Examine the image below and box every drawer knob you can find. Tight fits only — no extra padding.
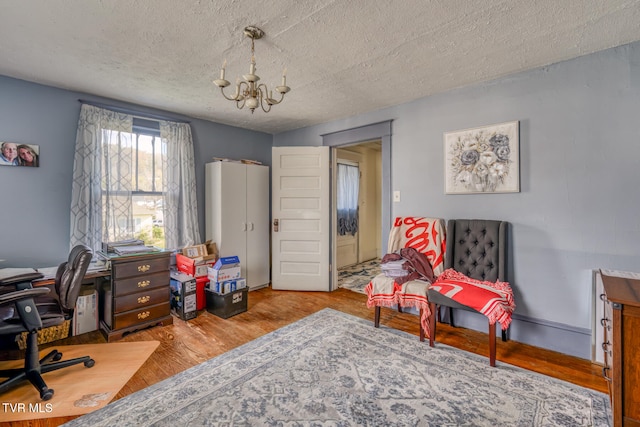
[137,311,151,320]
[137,295,151,304]
[137,264,151,272]
[137,280,150,288]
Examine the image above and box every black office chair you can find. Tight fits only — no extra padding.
[0,245,95,400]
[427,219,514,366]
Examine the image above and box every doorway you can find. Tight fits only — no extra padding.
[335,141,382,290]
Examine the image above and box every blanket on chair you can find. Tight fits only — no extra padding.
[365,217,446,336]
[429,268,516,329]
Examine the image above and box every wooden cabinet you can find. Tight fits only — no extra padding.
[100,251,173,341]
[601,273,640,427]
[205,161,270,290]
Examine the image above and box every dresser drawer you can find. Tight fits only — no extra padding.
[113,286,170,314]
[114,271,168,296]
[112,302,170,330]
[112,256,170,280]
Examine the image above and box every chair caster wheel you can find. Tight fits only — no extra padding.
[85,359,95,368]
[53,352,63,361]
[41,388,54,401]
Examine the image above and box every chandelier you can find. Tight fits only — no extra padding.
[213,26,290,113]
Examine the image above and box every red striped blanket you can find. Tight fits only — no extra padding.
[429,268,515,329]
[365,217,446,336]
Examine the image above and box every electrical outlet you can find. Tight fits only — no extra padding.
[393,191,401,202]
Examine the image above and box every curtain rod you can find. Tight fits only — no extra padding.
[78,99,191,124]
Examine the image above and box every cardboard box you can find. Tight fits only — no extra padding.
[205,240,219,260]
[209,278,246,295]
[170,270,197,320]
[207,256,241,283]
[175,253,216,277]
[182,244,207,258]
[72,287,98,335]
[205,287,248,319]
[196,276,208,310]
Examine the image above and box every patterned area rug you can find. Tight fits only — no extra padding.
[338,258,381,294]
[63,309,611,426]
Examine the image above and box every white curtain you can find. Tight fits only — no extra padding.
[70,105,133,251]
[70,104,200,252]
[337,163,359,236]
[160,121,200,249]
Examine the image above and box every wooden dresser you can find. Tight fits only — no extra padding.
[601,273,640,427]
[100,251,173,341]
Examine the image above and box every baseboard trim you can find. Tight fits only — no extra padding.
[445,309,591,359]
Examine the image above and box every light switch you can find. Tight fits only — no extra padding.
[393,190,401,202]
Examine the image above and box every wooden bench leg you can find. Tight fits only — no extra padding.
[374,306,381,328]
[419,308,424,342]
[489,321,496,367]
[428,302,437,347]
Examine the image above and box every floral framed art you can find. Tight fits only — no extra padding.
[444,120,519,194]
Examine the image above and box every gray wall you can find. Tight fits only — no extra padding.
[274,41,640,359]
[0,76,271,268]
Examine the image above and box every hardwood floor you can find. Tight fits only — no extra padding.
[2,286,608,426]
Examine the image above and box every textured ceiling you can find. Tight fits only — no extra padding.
[1,0,640,134]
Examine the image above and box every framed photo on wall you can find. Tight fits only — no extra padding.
[444,121,519,194]
[0,142,40,167]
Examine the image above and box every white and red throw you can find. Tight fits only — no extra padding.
[429,268,516,329]
[365,217,446,336]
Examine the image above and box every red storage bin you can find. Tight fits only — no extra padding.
[196,277,209,310]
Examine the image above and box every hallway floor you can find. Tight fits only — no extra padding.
[337,258,380,294]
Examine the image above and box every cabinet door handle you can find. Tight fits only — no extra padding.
[242,222,247,231]
[273,218,279,232]
[249,222,254,231]
[602,366,611,382]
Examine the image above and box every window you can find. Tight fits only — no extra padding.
[101,120,166,248]
[71,104,200,252]
[337,162,359,236]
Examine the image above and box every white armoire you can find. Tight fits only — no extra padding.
[205,161,270,290]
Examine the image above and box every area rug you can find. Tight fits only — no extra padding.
[63,309,610,426]
[0,341,159,422]
[338,258,381,294]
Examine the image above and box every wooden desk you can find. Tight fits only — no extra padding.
[601,273,640,427]
[33,269,110,287]
[31,252,173,342]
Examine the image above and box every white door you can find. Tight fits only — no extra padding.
[271,146,330,291]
